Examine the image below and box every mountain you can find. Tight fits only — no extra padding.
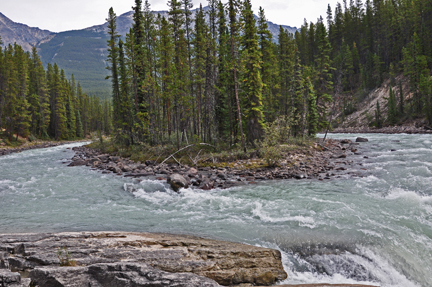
[0,12,52,51]
[0,9,297,99]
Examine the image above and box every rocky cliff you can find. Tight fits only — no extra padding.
[0,12,52,51]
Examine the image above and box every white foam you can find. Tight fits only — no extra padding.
[279,246,420,287]
[251,202,316,228]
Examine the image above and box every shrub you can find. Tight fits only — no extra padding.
[57,247,77,267]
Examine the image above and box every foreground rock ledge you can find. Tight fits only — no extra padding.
[0,231,287,286]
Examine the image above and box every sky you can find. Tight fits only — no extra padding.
[0,0,341,33]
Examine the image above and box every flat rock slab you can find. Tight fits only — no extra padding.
[29,262,219,287]
[277,284,379,287]
[0,232,287,286]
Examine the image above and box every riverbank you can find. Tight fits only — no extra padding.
[68,138,368,191]
[332,125,432,134]
[0,139,90,157]
[0,232,378,287]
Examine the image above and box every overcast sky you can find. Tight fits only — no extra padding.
[1,0,341,32]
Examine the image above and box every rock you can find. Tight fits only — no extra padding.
[67,159,86,167]
[29,262,219,287]
[167,174,189,192]
[145,160,157,166]
[0,232,287,286]
[0,269,22,286]
[355,137,369,143]
[340,139,352,144]
[199,178,214,190]
[187,168,198,175]
[295,173,306,179]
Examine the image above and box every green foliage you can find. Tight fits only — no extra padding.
[387,87,397,125]
[0,43,109,144]
[57,247,77,267]
[258,116,292,167]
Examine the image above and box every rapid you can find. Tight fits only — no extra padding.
[0,133,431,286]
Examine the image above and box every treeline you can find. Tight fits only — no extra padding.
[107,0,329,150]
[297,0,432,124]
[0,40,112,142]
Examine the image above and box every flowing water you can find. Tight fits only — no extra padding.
[0,134,431,286]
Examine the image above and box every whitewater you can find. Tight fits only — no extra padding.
[0,133,431,286]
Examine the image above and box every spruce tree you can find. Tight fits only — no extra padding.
[240,0,265,144]
[228,0,246,151]
[258,7,278,122]
[106,7,121,130]
[387,86,397,125]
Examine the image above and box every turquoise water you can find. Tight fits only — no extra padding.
[0,134,431,286]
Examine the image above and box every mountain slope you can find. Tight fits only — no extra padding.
[0,12,52,51]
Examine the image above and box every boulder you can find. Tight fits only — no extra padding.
[0,269,21,286]
[355,137,369,143]
[167,174,189,192]
[67,159,86,167]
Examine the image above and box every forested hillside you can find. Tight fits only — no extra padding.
[308,0,432,127]
[0,38,111,145]
[106,0,432,150]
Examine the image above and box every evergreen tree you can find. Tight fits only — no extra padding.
[387,86,397,125]
[240,0,265,144]
[106,7,121,129]
[258,7,279,122]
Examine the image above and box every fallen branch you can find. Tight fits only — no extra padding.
[160,143,217,166]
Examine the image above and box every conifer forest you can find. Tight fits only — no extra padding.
[1,0,432,148]
[106,0,432,149]
[0,43,111,142]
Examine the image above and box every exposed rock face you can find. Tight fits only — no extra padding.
[0,12,52,51]
[167,173,189,192]
[29,263,219,287]
[0,232,287,286]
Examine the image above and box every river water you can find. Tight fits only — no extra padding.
[0,134,431,286]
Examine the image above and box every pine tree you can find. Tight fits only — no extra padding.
[76,110,84,138]
[106,7,121,129]
[258,7,279,122]
[132,0,150,138]
[240,0,265,144]
[228,0,246,151]
[387,86,397,125]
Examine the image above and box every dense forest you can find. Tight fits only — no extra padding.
[0,38,111,143]
[107,0,432,150]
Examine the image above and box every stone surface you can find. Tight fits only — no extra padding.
[0,232,287,286]
[355,137,369,143]
[29,262,219,287]
[167,173,189,192]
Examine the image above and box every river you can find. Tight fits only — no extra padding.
[0,133,431,286]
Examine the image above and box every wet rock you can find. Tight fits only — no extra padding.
[167,174,189,192]
[199,178,214,190]
[355,137,369,143]
[0,232,287,286]
[295,173,306,179]
[67,159,86,167]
